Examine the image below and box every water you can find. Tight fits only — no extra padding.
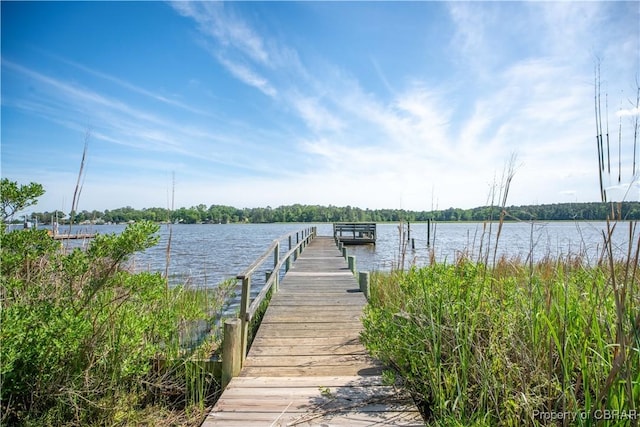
[347,221,636,271]
[45,221,638,288]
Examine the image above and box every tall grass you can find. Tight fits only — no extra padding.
[362,136,638,424]
[361,247,638,425]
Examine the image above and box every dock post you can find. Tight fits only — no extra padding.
[342,246,347,259]
[221,318,241,389]
[285,256,291,272]
[359,271,370,300]
[273,242,279,292]
[239,276,250,364]
[288,235,292,251]
[266,270,274,294]
[348,255,356,274]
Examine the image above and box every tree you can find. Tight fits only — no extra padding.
[0,178,44,221]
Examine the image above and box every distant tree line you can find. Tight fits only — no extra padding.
[25,201,640,225]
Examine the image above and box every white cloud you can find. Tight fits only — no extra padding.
[617,107,640,117]
[171,1,269,65]
[172,1,281,97]
[606,178,640,202]
[291,95,344,133]
[215,55,277,97]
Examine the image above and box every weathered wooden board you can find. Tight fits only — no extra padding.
[248,344,367,356]
[202,236,423,426]
[205,412,423,427]
[256,322,363,332]
[239,365,384,377]
[224,375,385,387]
[243,354,379,368]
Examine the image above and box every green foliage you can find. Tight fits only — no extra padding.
[31,201,640,225]
[0,178,44,221]
[0,216,230,426]
[361,261,638,426]
[1,221,167,423]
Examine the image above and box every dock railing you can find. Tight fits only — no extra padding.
[221,226,316,387]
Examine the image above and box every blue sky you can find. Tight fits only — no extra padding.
[2,1,639,213]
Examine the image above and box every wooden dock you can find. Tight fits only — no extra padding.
[333,223,376,245]
[51,233,95,240]
[202,236,422,426]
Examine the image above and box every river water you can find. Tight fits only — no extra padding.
[51,221,638,288]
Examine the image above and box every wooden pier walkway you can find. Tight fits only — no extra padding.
[202,236,423,426]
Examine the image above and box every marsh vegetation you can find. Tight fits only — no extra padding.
[1,180,237,426]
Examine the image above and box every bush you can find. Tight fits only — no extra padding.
[0,221,185,425]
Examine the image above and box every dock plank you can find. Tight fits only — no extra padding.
[202,236,423,426]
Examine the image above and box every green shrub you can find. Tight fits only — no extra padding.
[0,221,176,424]
[0,218,239,427]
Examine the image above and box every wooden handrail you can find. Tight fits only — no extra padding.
[234,226,316,364]
[246,239,308,322]
[237,229,312,280]
[236,239,279,280]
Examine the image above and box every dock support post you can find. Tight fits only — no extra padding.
[239,276,250,364]
[285,256,291,272]
[359,271,370,300]
[273,242,279,292]
[342,246,347,259]
[221,318,241,389]
[266,270,274,294]
[348,255,356,274]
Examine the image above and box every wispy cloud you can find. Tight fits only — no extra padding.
[44,53,215,117]
[168,1,638,207]
[172,1,269,65]
[290,95,344,133]
[171,0,276,98]
[215,54,277,97]
[1,58,289,177]
[617,107,640,117]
